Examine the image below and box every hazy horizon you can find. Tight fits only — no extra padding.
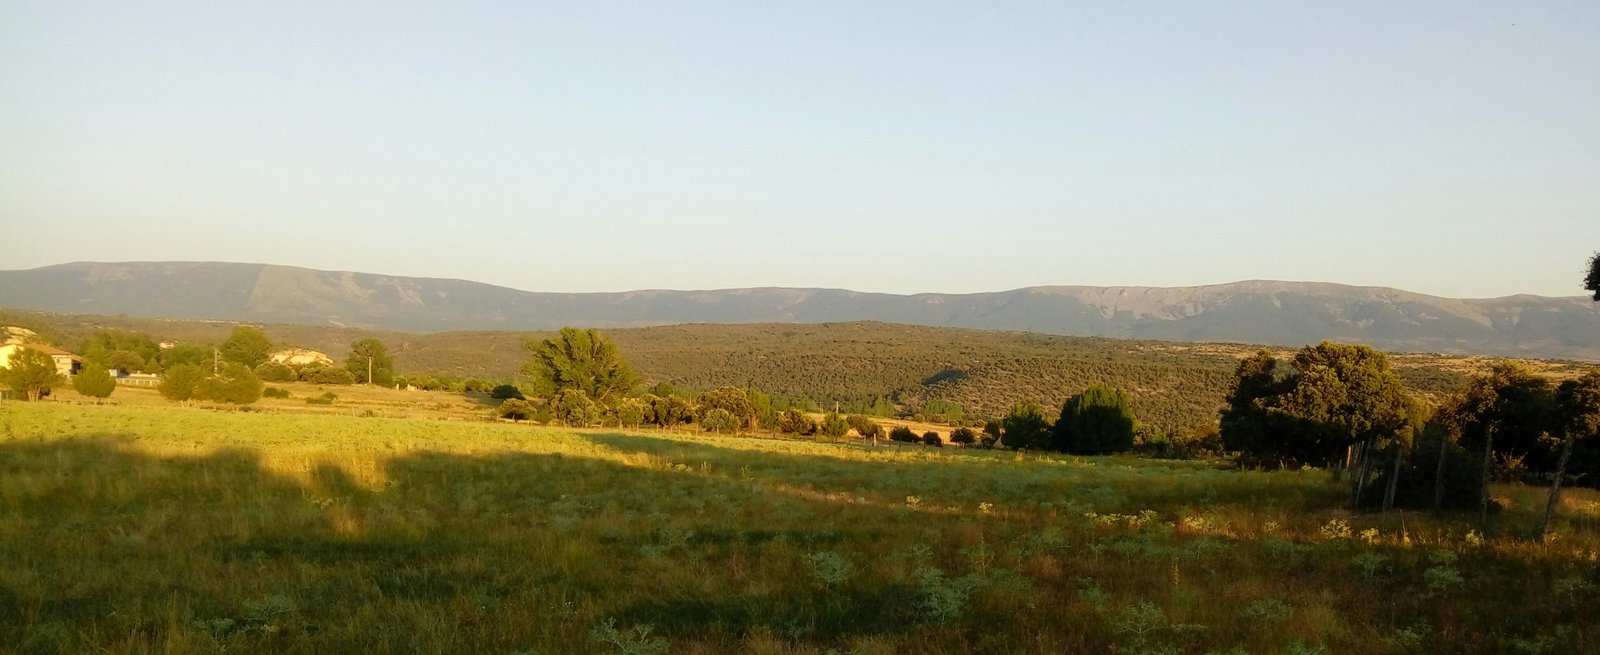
[3,2,1597,298]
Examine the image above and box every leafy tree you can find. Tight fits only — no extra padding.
[701,408,739,433]
[746,388,779,430]
[1220,343,1412,471]
[778,409,816,435]
[1001,402,1051,450]
[1438,363,1554,520]
[159,344,211,370]
[888,425,919,443]
[79,330,161,373]
[846,415,883,439]
[498,398,535,422]
[346,338,395,386]
[522,327,639,403]
[698,387,756,430]
[219,326,272,368]
[554,389,600,427]
[203,363,263,405]
[254,362,297,382]
[819,412,850,439]
[921,399,964,424]
[950,426,977,445]
[1219,350,1288,464]
[642,393,694,429]
[1585,250,1600,301]
[299,364,356,385]
[614,399,646,428]
[982,418,1003,447]
[2,347,63,401]
[1541,372,1600,541]
[922,431,942,447]
[158,364,206,401]
[72,363,117,399]
[490,384,526,400]
[1052,383,1137,454]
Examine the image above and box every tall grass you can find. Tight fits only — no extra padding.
[1,402,1595,653]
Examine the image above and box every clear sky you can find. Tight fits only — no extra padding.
[2,1,1596,298]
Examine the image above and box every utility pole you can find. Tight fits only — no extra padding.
[367,355,373,386]
[213,347,219,375]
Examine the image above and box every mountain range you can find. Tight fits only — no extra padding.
[1,261,1597,361]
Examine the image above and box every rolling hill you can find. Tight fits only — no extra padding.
[1,261,1598,360]
[8,311,1594,433]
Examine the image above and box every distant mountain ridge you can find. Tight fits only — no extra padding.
[2,261,1597,360]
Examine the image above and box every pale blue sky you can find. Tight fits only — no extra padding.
[2,1,1597,297]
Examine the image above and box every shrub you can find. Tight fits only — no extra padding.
[778,409,816,435]
[498,398,535,422]
[847,415,883,439]
[262,387,291,399]
[614,400,646,428]
[889,426,919,443]
[306,392,337,405]
[701,408,739,433]
[922,432,943,447]
[205,363,263,405]
[253,362,297,383]
[1003,402,1052,450]
[950,426,977,445]
[490,384,525,400]
[819,412,850,439]
[555,390,599,427]
[299,365,356,385]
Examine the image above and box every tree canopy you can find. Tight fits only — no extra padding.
[1052,383,1136,454]
[522,327,638,402]
[2,347,63,401]
[1585,250,1600,302]
[1220,342,1412,468]
[219,326,272,369]
[73,363,117,399]
[346,338,395,386]
[1001,402,1051,450]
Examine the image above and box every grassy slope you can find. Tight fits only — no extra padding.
[5,310,1595,431]
[2,402,1597,653]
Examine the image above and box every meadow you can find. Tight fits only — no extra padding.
[2,401,1597,654]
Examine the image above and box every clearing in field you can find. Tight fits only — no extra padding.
[2,402,1596,653]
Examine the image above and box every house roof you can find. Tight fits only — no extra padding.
[5,342,81,359]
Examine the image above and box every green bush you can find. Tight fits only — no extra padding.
[299,365,355,385]
[490,384,525,400]
[889,426,919,443]
[498,398,535,422]
[254,362,297,383]
[847,415,883,439]
[262,387,291,399]
[72,365,116,399]
[158,364,206,402]
[205,363,263,405]
[778,409,816,435]
[922,432,943,447]
[950,427,977,445]
[701,408,739,433]
[819,412,850,439]
[306,392,337,405]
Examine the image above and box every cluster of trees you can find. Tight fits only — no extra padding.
[158,362,264,405]
[985,383,1140,455]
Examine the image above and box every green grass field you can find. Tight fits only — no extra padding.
[2,402,1597,654]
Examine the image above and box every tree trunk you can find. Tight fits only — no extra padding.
[1538,436,1575,543]
[1383,449,1402,512]
[1351,440,1371,507]
[1480,428,1495,527]
[1433,430,1450,511]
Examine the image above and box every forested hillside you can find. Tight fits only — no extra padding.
[6,311,1591,432]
